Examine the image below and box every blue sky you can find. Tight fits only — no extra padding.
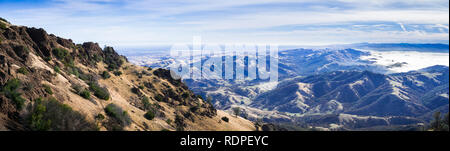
[0,0,449,48]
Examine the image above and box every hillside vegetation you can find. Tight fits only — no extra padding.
[0,18,255,131]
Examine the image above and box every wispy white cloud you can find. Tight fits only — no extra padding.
[0,0,448,47]
[198,27,449,45]
[185,10,449,30]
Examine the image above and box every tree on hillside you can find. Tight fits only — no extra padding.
[445,113,449,126]
[232,107,241,118]
[429,112,449,131]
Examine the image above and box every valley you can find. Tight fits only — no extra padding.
[127,44,449,130]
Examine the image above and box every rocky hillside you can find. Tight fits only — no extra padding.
[0,18,255,131]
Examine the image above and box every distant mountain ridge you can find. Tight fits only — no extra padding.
[350,43,449,53]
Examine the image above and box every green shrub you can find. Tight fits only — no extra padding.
[66,66,80,77]
[138,85,144,89]
[221,116,229,122]
[104,104,131,126]
[105,105,117,117]
[144,110,155,120]
[71,84,91,99]
[0,21,6,30]
[89,82,110,100]
[113,71,122,76]
[182,92,189,99]
[2,78,20,93]
[43,84,53,95]
[34,97,43,102]
[166,119,172,125]
[131,87,140,94]
[80,90,91,99]
[95,113,105,120]
[44,57,51,62]
[101,71,111,79]
[72,84,82,94]
[54,66,60,73]
[93,54,103,62]
[63,57,75,67]
[28,98,97,131]
[141,96,151,110]
[30,102,51,131]
[78,72,95,82]
[17,67,28,75]
[104,105,116,117]
[13,96,26,110]
[1,79,26,110]
[53,48,76,68]
[52,48,69,60]
[154,94,164,102]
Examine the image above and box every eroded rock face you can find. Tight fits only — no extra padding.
[25,27,53,58]
[153,68,183,87]
[0,55,6,64]
[56,37,73,49]
[82,42,102,53]
[2,27,16,40]
[13,45,30,60]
